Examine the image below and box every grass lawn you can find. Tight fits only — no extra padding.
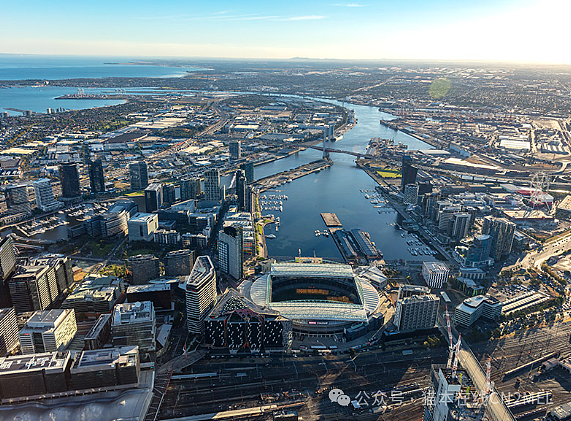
[87,241,114,258]
[377,170,400,178]
[127,248,157,257]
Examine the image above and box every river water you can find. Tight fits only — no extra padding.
[256,99,436,262]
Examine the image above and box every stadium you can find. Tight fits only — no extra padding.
[245,259,382,337]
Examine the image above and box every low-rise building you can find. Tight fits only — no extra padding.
[128,212,158,242]
[112,302,156,353]
[422,261,449,289]
[454,295,502,327]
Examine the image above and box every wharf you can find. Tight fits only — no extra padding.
[320,212,342,227]
[253,159,332,192]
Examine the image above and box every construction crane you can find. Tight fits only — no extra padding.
[445,305,455,368]
[485,356,493,395]
[451,333,462,378]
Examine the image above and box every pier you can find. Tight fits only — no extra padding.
[253,159,332,192]
[320,213,342,227]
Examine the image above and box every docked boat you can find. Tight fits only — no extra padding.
[266,234,277,239]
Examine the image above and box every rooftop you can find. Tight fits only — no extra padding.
[24,309,72,328]
[187,255,215,289]
[0,352,70,375]
[112,302,154,326]
[128,213,157,223]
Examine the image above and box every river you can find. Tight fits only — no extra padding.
[255,98,436,262]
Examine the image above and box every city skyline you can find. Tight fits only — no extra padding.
[1,0,570,64]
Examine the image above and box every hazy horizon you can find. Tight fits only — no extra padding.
[1,0,569,65]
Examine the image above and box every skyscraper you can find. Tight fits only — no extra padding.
[218,226,243,280]
[129,161,148,191]
[59,163,81,198]
[180,178,201,201]
[403,183,419,205]
[235,170,246,211]
[204,169,221,201]
[0,237,16,283]
[163,184,176,206]
[186,256,217,334]
[33,179,60,212]
[229,141,241,160]
[451,213,471,241]
[240,162,254,184]
[482,216,516,261]
[89,159,105,193]
[5,184,32,215]
[144,183,163,212]
[401,155,418,192]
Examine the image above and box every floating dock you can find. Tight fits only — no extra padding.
[321,213,342,227]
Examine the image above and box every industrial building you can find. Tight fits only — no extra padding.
[422,261,450,289]
[0,307,19,356]
[186,256,217,334]
[204,289,292,353]
[128,212,158,242]
[112,302,156,353]
[19,309,77,354]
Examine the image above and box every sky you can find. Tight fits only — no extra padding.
[1,0,570,63]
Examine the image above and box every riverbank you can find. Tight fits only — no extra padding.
[253,159,333,192]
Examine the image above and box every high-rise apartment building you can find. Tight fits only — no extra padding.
[204,169,222,201]
[128,254,160,285]
[0,237,16,283]
[235,170,247,211]
[163,184,176,206]
[9,265,58,313]
[88,159,105,193]
[218,226,243,280]
[164,249,195,277]
[401,155,418,192]
[403,183,419,205]
[180,177,201,200]
[229,141,241,160]
[144,183,163,212]
[393,292,439,332]
[19,309,77,354]
[482,216,516,261]
[186,256,217,334]
[5,184,32,215]
[451,212,471,241]
[33,179,60,212]
[240,162,254,184]
[0,307,19,356]
[129,161,148,191]
[59,163,81,198]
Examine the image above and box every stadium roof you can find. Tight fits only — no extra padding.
[270,262,354,278]
[249,274,379,323]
